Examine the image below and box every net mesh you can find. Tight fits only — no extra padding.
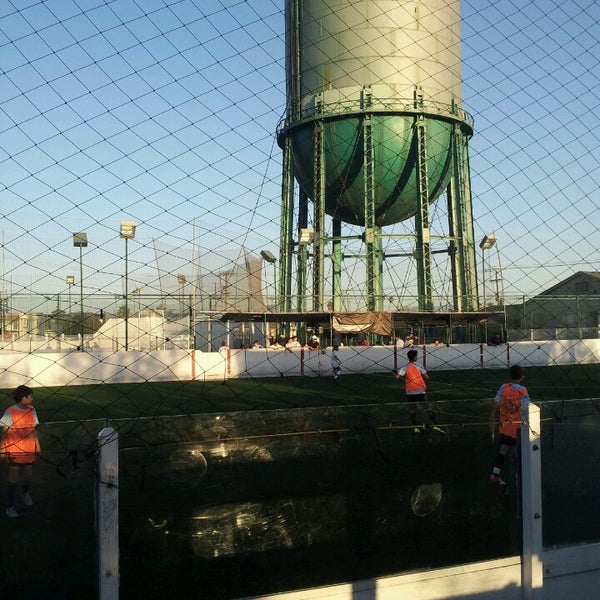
[1,2,600,595]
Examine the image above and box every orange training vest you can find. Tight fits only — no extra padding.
[405,362,426,394]
[1,405,39,464]
[498,384,527,439]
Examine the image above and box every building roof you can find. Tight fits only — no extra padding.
[539,271,600,296]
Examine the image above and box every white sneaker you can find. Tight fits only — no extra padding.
[6,506,18,518]
[21,492,33,507]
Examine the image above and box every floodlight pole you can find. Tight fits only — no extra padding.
[79,252,83,344]
[66,275,75,325]
[120,221,136,351]
[73,233,88,350]
[481,246,486,306]
[125,237,129,350]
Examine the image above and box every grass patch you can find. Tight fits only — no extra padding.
[2,363,599,423]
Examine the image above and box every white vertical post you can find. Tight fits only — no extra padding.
[521,403,543,599]
[97,427,119,600]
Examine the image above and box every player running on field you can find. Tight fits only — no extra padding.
[394,349,443,433]
[489,364,531,485]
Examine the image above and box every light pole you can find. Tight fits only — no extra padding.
[67,275,75,335]
[260,249,278,343]
[479,233,497,308]
[72,233,87,350]
[177,274,186,314]
[120,221,136,351]
[133,285,144,350]
[66,275,75,336]
[66,275,75,315]
[176,274,189,348]
[297,229,313,314]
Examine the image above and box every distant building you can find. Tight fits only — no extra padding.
[506,271,600,340]
[2,313,47,340]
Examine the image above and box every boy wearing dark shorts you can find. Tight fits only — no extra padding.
[395,349,442,433]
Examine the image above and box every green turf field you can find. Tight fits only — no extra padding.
[6,363,599,423]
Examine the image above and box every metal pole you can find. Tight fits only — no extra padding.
[312,114,325,312]
[80,246,84,349]
[188,297,193,349]
[521,403,543,599]
[137,290,141,351]
[332,219,342,311]
[97,427,119,600]
[481,248,486,308]
[124,238,128,351]
[414,112,434,312]
[272,262,277,308]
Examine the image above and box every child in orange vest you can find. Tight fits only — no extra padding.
[489,365,531,485]
[394,349,443,433]
[1,385,41,518]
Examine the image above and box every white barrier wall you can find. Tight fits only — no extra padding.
[0,349,224,388]
[1,340,600,388]
[247,544,600,600]
[234,340,600,379]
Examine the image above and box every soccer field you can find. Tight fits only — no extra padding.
[1,362,599,600]
[4,362,599,423]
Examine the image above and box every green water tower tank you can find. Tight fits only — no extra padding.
[280,0,473,227]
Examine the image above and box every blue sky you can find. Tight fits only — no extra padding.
[461,0,600,294]
[1,0,599,308]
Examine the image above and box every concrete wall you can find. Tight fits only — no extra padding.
[0,349,224,388]
[226,339,600,379]
[2,339,600,388]
[246,543,600,600]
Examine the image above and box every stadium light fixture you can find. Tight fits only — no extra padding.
[298,228,314,245]
[119,221,136,239]
[479,234,496,250]
[260,250,276,263]
[120,221,136,350]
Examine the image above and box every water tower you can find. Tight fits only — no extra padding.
[277,0,478,313]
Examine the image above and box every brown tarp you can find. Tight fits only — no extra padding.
[332,311,392,335]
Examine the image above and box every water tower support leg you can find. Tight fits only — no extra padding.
[447,124,478,311]
[415,115,433,311]
[313,117,326,311]
[280,137,295,313]
[363,107,383,312]
[332,219,342,311]
[297,189,309,312]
